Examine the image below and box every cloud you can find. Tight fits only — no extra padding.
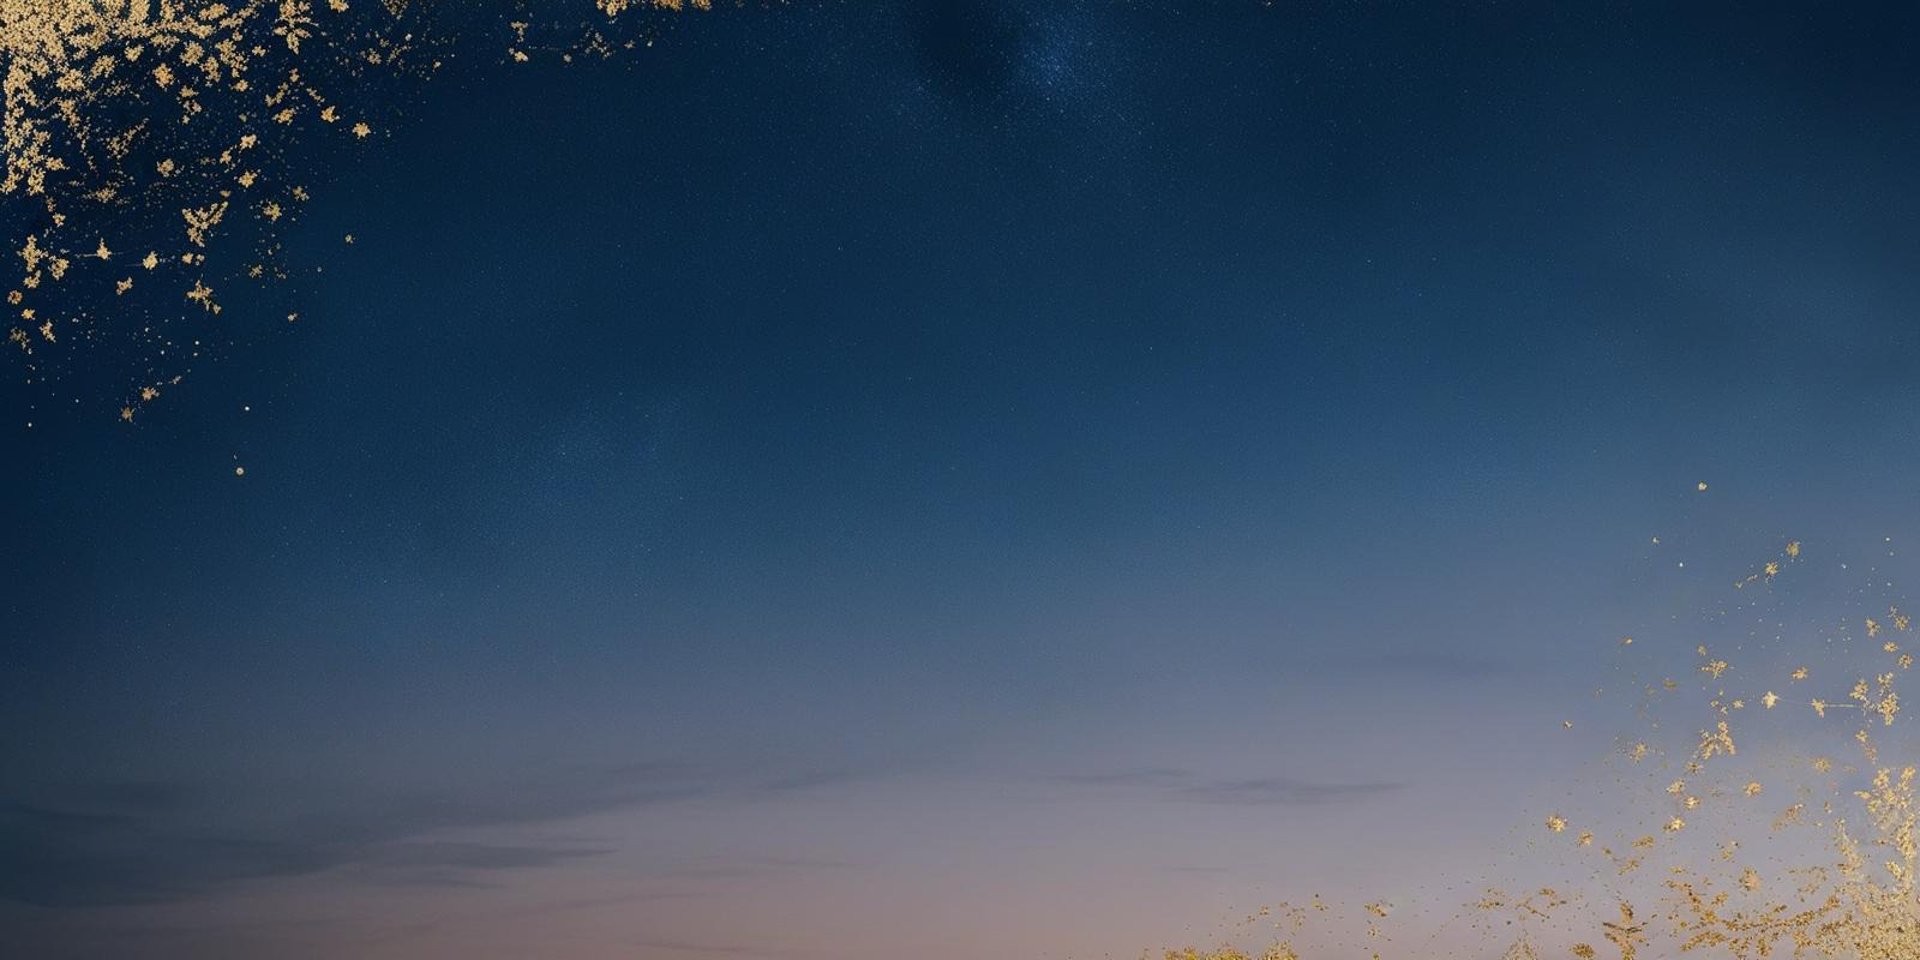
[1054,768,1406,806]
[660,854,862,883]
[1175,777,1404,806]
[0,801,336,907]
[365,841,610,871]
[0,760,872,908]
[1053,767,1191,787]
[629,937,812,959]
[338,841,612,889]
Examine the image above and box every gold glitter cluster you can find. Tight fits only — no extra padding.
[3,0,420,413]
[1158,537,1920,959]
[2,0,696,417]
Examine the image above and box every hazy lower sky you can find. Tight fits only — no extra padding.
[6,3,1920,958]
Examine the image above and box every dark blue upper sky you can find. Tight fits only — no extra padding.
[5,3,1920,958]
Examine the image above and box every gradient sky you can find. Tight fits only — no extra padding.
[6,2,1920,958]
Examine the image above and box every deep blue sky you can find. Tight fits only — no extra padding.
[6,3,1920,958]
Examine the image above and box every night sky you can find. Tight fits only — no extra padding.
[7,3,1920,958]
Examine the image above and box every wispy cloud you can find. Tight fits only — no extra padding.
[1053,767,1190,787]
[338,841,612,889]
[629,937,812,959]
[0,761,874,908]
[1054,768,1406,806]
[1175,776,1403,806]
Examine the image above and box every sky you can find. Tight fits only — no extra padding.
[6,2,1920,958]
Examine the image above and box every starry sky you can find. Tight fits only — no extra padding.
[6,2,1920,958]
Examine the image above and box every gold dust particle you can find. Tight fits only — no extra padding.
[234,466,245,477]
[1762,690,1779,709]
[1545,814,1567,833]
[1697,481,1708,491]
[1665,817,1686,832]
[1743,781,1762,797]
[1791,666,1809,681]
[1603,903,1645,960]
[1786,540,1801,557]
[1697,721,1736,760]
[182,202,229,247]
[185,279,218,312]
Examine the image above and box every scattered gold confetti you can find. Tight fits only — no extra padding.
[1,0,701,416]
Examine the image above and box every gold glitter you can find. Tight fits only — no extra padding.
[1153,525,1920,960]
[2,0,700,413]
